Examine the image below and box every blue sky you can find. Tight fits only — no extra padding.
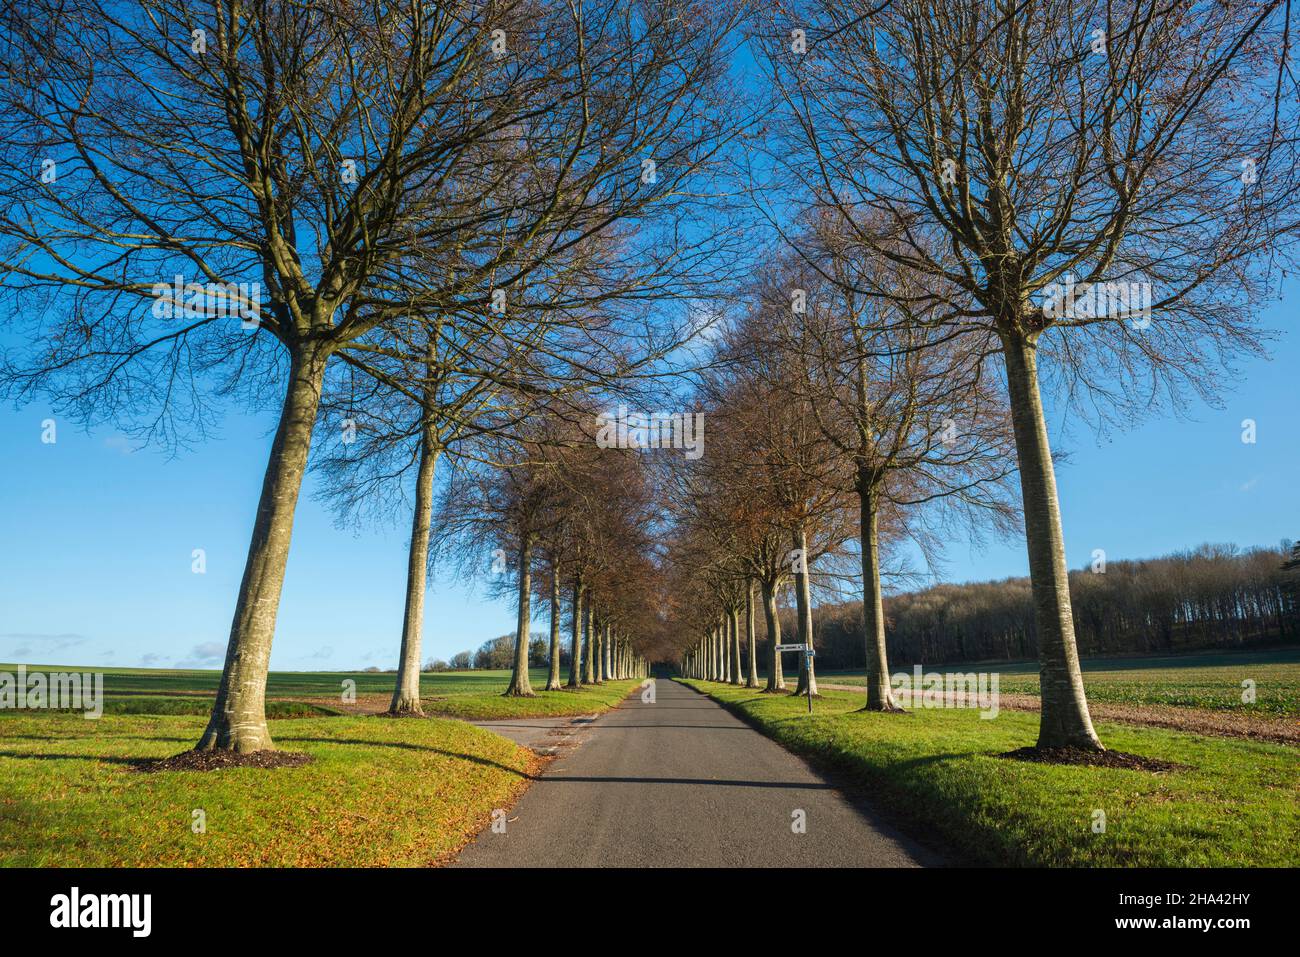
[2,291,1295,672]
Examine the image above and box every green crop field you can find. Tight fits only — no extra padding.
[816,648,1300,716]
[0,663,637,719]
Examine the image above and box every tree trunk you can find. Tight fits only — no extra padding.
[859,480,902,711]
[389,431,440,716]
[601,622,611,681]
[728,607,742,685]
[545,559,563,690]
[1001,331,1103,750]
[719,619,729,682]
[505,531,535,697]
[198,342,330,752]
[584,607,596,684]
[762,579,785,691]
[744,580,759,687]
[793,526,818,696]
[568,579,584,688]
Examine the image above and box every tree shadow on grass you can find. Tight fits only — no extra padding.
[0,733,193,743]
[0,749,152,767]
[275,736,534,777]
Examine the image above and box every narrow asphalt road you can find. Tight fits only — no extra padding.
[454,678,939,867]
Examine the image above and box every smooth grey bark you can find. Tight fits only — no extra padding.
[761,579,785,691]
[389,431,440,716]
[545,559,563,690]
[744,580,759,688]
[583,606,596,684]
[728,607,742,685]
[568,579,584,688]
[859,480,903,712]
[792,526,818,697]
[1001,332,1103,750]
[601,622,611,681]
[505,531,535,697]
[719,620,729,682]
[198,343,330,752]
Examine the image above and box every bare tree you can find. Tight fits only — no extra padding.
[0,0,745,749]
[766,222,1019,710]
[761,0,1300,748]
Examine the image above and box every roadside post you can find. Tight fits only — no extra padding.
[774,643,815,713]
[804,648,814,713]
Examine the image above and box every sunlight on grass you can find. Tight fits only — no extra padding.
[0,712,536,867]
[682,679,1299,867]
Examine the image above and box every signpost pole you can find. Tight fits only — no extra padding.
[805,649,814,713]
[776,644,814,714]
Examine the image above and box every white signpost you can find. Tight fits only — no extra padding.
[775,644,815,712]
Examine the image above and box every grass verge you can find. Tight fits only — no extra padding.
[420,679,641,719]
[680,679,1299,867]
[0,711,536,866]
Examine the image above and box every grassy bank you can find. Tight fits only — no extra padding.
[421,679,641,719]
[0,711,536,866]
[680,679,1299,867]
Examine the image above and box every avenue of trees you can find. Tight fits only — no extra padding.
[1,0,1297,759]
[673,0,1299,753]
[1,0,740,749]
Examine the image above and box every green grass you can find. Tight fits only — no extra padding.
[681,679,1300,867]
[0,663,636,720]
[1,662,559,700]
[76,698,342,718]
[816,648,1300,716]
[421,679,642,719]
[0,710,537,866]
[0,663,640,866]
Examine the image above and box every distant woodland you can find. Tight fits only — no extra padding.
[777,543,1300,670]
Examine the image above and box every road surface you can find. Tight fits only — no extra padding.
[454,678,938,867]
